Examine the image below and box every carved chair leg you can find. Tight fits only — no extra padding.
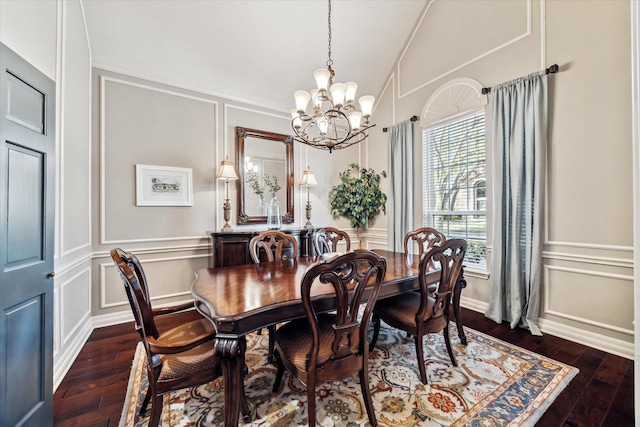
[139,389,152,416]
[415,334,428,385]
[369,316,381,352]
[149,395,163,427]
[443,325,457,367]
[267,325,276,364]
[453,268,468,345]
[272,350,285,392]
[307,379,317,427]
[359,368,378,427]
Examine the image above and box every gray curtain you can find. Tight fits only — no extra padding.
[485,71,548,335]
[387,120,414,252]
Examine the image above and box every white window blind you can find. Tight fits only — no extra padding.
[422,110,487,268]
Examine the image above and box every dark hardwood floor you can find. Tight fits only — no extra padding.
[53,307,634,426]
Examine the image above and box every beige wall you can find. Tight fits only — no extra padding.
[366,0,634,356]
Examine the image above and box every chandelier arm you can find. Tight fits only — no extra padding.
[331,124,377,148]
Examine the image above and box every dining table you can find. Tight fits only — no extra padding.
[191,249,467,427]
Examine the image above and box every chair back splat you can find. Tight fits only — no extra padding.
[404,227,446,260]
[272,250,387,426]
[313,226,351,255]
[249,230,298,263]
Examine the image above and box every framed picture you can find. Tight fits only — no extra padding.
[136,164,193,206]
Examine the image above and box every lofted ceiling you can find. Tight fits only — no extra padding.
[82,0,428,113]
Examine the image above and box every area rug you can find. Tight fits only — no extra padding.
[120,323,578,426]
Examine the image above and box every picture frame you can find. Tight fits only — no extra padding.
[135,164,193,206]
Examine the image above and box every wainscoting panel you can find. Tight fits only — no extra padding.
[60,266,92,347]
[53,260,93,391]
[99,253,209,310]
[544,265,633,336]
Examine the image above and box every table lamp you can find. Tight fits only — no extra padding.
[216,158,239,232]
[299,167,318,229]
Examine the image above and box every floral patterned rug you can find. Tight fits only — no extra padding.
[120,322,578,426]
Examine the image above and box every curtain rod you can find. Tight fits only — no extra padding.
[481,64,559,95]
[382,115,418,132]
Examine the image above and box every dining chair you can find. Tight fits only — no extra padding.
[313,226,351,255]
[404,228,469,344]
[369,239,467,384]
[249,230,298,263]
[110,248,251,426]
[404,227,446,261]
[272,250,387,426]
[248,230,299,362]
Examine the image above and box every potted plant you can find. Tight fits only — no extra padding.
[329,163,387,247]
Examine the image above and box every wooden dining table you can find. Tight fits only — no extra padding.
[191,249,467,427]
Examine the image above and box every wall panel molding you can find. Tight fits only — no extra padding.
[59,0,92,259]
[93,242,209,259]
[544,265,633,336]
[99,75,219,245]
[94,62,281,113]
[397,0,533,99]
[99,253,208,309]
[60,266,92,347]
[545,240,633,252]
[543,251,633,268]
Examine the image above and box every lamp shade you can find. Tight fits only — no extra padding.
[314,68,332,92]
[300,169,318,187]
[329,83,346,108]
[294,90,311,114]
[359,95,375,118]
[345,82,358,104]
[348,111,362,131]
[216,159,239,180]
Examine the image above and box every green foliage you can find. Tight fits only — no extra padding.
[466,240,486,265]
[247,174,280,197]
[329,163,387,230]
[247,176,264,196]
[263,174,281,195]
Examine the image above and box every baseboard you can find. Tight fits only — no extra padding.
[53,318,93,391]
[459,298,634,360]
[92,310,134,329]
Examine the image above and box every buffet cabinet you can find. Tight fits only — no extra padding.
[207,229,315,268]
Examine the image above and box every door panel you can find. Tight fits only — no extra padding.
[6,296,45,426]
[0,43,55,427]
[7,144,44,266]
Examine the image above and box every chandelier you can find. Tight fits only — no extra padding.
[291,0,376,153]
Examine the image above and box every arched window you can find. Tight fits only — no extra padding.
[421,79,488,269]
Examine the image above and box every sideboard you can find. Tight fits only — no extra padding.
[207,229,316,268]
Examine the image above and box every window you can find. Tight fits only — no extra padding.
[422,110,487,269]
[474,180,486,212]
